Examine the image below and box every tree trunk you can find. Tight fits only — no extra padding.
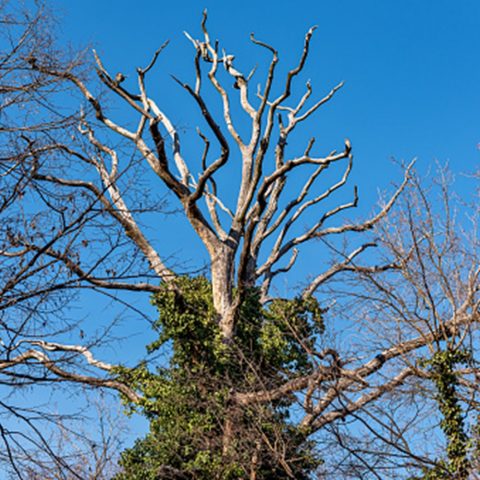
[211,244,237,340]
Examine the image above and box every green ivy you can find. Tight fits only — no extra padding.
[418,348,472,479]
[113,276,325,479]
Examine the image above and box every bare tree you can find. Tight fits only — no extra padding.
[0,2,140,476]
[1,6,479,479]
[14,395,128,479]
[307,166,479,478]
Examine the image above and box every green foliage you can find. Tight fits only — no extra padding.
[113,276,325,479]
[148,276,227,370]
[418,348,472,479]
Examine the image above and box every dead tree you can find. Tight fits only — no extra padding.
[2,7,479,479]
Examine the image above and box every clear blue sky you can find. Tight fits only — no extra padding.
[31,0,480,466]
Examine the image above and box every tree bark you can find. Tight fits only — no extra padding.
[211,244,237,339]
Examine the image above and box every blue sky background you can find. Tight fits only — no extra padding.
[17,0,479,470]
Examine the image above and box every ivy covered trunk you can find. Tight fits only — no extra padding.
[418,349,472,480]
[114,276,325,479]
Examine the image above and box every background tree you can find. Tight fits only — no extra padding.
[314,169,480,479]
[0,2,137,476]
